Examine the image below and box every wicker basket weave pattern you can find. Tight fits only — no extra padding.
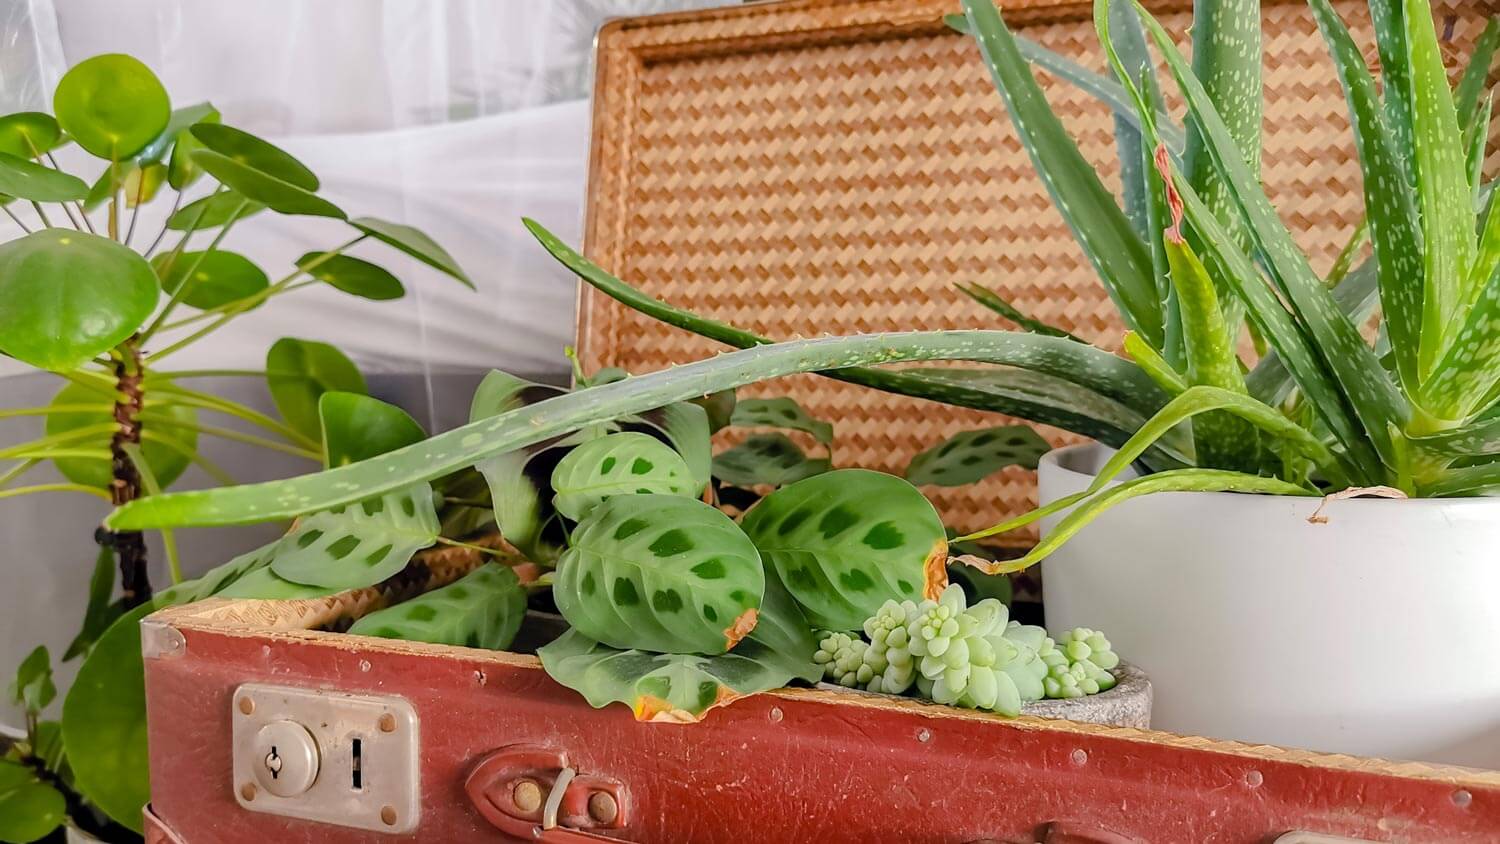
[579,0,1496,538]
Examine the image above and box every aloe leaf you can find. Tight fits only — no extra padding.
[964,0,1162,347]
[267,483,440,590]
[1456,17,1500,147]
[550,432,697,521]
[1140,6,1406,473]
[713,433,830,488]
[1422,264,1500,419]
[740,469,946,631]
[1245,257,1381,406]
[1310,0,1425,392]
[945,14,1187,154]
[1368,0,1417,186]
[1466,94,1492,207]
[1419,459,1500,495]
[1398,0,1479,377]
[1181,0,1262,238]
[1104,0,1159,240]
[991,469,1314,571]
[347,563,526,650]
[1408,413,1500,456]
[553,494,764,654]
[1122,330,1187,395]
[528,220,1171,418]
[538,629,800,723]
[904,425,1050,487]
[729,397,833,445]
[956,282,1083,342]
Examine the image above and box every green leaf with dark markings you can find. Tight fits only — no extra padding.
[905,425,1049,487]
[268,484,439,590]
[713,434,831,488]
[729,396,833,445]
[553,494,764,655]
[551,432,697,521]
[348,563,526,650]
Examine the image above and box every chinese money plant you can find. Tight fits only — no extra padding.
[0,54,472,842]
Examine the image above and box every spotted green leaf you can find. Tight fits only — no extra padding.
[268,483,440,590]
[348,563,526,650]
[713,433,831,488]
[905,425,1049,487]
[538,628,800,723]
[215,567,339,600]
[551,432,697,521]
[553,494,764,655]
[741,469,947,631]
[620,401,712,493]
[729,397,833,445]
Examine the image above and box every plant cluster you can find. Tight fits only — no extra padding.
[814,586,1118,716]
[0,53,472,842]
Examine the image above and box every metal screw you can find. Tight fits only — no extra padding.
[378,713,397,733]
[237,697,255,716]
[240,783,257,801]
[513,779,543,813]
[1243,770,1263,788]
[588,792,619,825]
[380,805,398,826]
[1453,789,1473,808]
[1070,748,1088,766]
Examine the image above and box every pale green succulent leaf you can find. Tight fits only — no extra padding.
[1455,17,1499,162]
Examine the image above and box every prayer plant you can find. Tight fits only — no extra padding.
[0,54,471,842]
[111,0,1500,566]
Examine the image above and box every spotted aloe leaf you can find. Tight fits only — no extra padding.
[729,397,834,445]
[713,433,831,488]
[904,425,1049,487]
[741,469,947,631]
[348,563,526,650]
[956,282,1083,342]
[268,483,440,590]
[553,494,764,655]
[551,432,697,522]
[538,629,801,723]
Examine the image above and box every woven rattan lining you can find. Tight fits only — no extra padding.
[579,0,1498,538]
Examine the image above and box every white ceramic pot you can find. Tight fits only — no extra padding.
[1038,443,1500,767]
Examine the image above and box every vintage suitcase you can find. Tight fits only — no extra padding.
[142,0,1500,841]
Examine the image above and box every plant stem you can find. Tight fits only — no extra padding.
[1,203,32,233]
[0,424,121,460]
[149,386,320,450]
[121,442,184,584]
[0,404,112,419]
[145,369,270,380]
[149,234,366,361]
[143,191,184,257]
[140,430,237,485]
[107,338,151,607]
[27,139,88,233]
[107,167,120,240]
[433,536,514,557]
[139,412,320,460]
[27,200,51,228]
[140,202,247,342]
[0,459,39,488]
[0,483,112,502]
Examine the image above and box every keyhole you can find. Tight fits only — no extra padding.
[265,745,283,780]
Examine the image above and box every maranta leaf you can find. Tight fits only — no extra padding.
[348,563,526,650]
[551,432,697,521]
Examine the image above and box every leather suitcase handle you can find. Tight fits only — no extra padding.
[466,744,630,842]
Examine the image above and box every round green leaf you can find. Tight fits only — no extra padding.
[318,391,426,468]
[550,432,697,521]
[0,759,66,843]
[136,102,219,170]
[0,230,159,371]
[0,112,63,158]
[62,601,157,833]
[351,216,472,287]
[297,252,404,300]
[166,191,262,230]
[905,424,1051,487]
[53,54,170,160]
[0,152,88,201]
[188,124,318,190]
[191,149,344,219]
[152,249,268,310]
[266,338,367,440]
[123,162,166,207]
[554,494,765,655]
[46,382,198,489]
[740,469,947,631]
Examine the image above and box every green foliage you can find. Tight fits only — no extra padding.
[268,483,440,591]
[350,217,474,287]
[318,392,426,468]
[349,563,526,649]
[905,425,1048,487]
[297,252,404,300]
[190,147,345,219]
[53,54,169,160]
[0,153,88,202]
[8,647,55,713]
[740,469,946,631]
[152,249,268,310]
[62,546,124,661]
[165,191,262,229]
[0,759,65,844]
[553,494,765,655]
[712,433,830,487]
[550,432,697,521]
[0,230,158,370]
[46,382,197,489]
[0,113,62,159]
[729,397,833,445]
[266,337,368,441]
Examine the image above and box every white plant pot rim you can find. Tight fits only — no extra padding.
[1041,442,1495,512]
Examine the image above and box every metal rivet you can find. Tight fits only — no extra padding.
[380,805,397,826]
[513,779,543,813]
[240,783,257,801]
[237,697,254,715]
[768,706,783,723]
[378,713,397,733]
[916,728,932,743]
[588,792,618,824]
[1244,770,1263,788]
[359,659,372,673]
[1453,789,1473,808]
[1070,748,1088,766]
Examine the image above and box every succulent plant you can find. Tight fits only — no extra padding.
[814,631,871,688]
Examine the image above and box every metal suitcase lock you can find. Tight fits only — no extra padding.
[466,743,629,842]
